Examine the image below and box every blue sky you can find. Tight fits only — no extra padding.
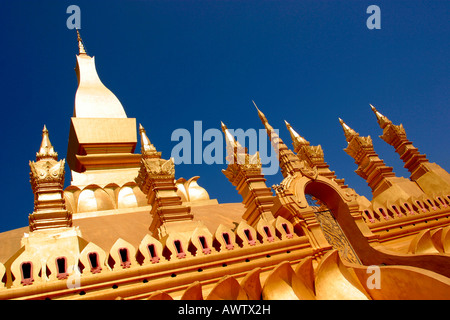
[0,1,449,232]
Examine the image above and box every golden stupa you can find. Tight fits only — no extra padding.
[0,31,449,301]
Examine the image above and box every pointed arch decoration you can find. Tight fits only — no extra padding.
[109,238,137,271]
[79,242,109,274]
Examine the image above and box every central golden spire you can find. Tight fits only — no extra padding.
[67,31,140,182]
[73,30,127,118]
[76,29,87,55]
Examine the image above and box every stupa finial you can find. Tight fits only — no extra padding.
[36,125,58,161]
[76,29,87,55]
[370,104,392,129]
[339,118,359,142]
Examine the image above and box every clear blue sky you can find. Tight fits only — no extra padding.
[0,1,449,232]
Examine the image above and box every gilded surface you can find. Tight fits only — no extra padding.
[3,32,450,301]
[221,121,263,182]
[29,159,65,187]
[313,208,361,264]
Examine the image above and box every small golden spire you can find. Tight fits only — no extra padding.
[370,104,392,129]
[220,121,228,132]
[252,100,268,124]
[253,102,304,177]
[139,124,161,160]
[221,121,242,148]
[221,121,245,163]
[76,29,87,55]
[36,125,58,161]
[339,118,359,142]
[284,120,310,151]
[253,100,278,136]
[139,124,157,153]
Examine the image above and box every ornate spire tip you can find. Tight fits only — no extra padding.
[252,100,259,111]
[339,118,359,142]
[36,125,58,161]
[253,100,268,124]
[76,29,87,55]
